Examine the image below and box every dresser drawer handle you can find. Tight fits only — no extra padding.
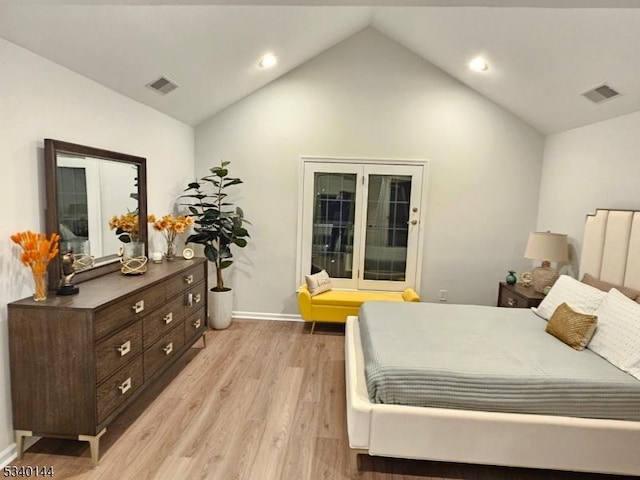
[164,312,173,324]
[116,340,131,357]
[187,293,202,307]
[507,297,516,307]
[193,318,202,329]
[163,342,174,356]
[132,300,145,314]
[184,274,194,285]
[118,377,132,395]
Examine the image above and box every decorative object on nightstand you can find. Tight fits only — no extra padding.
[524,231,569,294]
[520,271,533,287]
[506,270,517,285]
[497,282,545,309]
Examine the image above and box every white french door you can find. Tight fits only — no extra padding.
[298,159,425,291]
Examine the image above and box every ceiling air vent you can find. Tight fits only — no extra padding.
[146,76,179,95]
[582,84,620,104]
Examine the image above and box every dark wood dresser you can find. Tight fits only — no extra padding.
[8,258,207,465]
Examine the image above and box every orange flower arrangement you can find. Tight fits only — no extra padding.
[11,231,60,300]
[148,214,195,247]
[109,212,139,243]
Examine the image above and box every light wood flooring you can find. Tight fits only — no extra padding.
[10,320,638,480]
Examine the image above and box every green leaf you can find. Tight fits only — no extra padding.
[220,260,233,269]
[223,178,243,187]
[204,244,218,263]
[233,238,248,248]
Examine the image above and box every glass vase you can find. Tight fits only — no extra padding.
[120,241,148,275]
[165,241,176,261]
[33,271,48,301]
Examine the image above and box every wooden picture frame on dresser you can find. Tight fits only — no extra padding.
[8,258,207,465]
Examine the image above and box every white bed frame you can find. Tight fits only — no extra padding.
[345,209,640,476]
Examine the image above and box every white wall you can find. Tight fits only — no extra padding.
[0,38,194,463]
[195,27,544,316]
[538,109,640,274]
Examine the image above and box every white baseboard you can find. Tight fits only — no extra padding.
[0,437,40,468]
[232,311,303,322]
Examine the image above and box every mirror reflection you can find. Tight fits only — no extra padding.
[45,139,147,289]
[56,154,139,265]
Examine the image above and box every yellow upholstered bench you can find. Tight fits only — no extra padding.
[297,285,420,333]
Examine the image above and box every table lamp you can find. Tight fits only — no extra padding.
[524,231,569,293]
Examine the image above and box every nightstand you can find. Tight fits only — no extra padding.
[497,282,545,308]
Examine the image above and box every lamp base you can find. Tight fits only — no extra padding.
[532,266,559,294]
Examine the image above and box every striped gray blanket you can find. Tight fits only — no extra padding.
[359,301,640,421]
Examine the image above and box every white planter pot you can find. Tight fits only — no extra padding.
[208,289,233,330]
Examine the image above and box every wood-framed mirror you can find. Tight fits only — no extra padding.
[44,139,148,290]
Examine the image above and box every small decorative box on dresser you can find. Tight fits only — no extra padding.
[8,258,207,465]
[497,282,545,309]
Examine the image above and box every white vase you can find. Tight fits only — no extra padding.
[208,288,233,330]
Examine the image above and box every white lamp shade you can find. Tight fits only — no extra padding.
[524,232,569,263]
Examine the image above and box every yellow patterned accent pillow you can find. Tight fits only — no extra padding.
[546,302,598,351]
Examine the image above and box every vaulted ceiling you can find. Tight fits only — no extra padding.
[2,1,640,134]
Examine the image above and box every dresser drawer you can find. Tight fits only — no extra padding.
[497,282,544,309]
[144,324,185,380]
[96,356,143,424]
[499,291,529,308]
[185,307,206,344]
[94,286,165,340]
[143,295,185,348]
[95,321,143,383]
[184,281,206,317]
[165,264,205,300]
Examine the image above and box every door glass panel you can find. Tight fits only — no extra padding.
[363,175,411,281]
[311,173,356,278]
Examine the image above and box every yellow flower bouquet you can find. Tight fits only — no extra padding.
[11,231,60,301]
[108,212,140,243]
[148,214,195,260]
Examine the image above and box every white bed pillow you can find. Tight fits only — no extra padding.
[588,288,640,381]
[533,275,606,320]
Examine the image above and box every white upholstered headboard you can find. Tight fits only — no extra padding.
[580,209,640,290]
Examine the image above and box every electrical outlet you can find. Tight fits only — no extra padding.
[439,289,447,302]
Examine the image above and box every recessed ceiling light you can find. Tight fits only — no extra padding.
[259,54,278,69]
[469,57,489,72]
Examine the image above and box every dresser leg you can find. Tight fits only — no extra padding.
[79,428,106,467]
[14,430,32,460]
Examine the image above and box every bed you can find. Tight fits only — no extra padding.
[345,209,640,476]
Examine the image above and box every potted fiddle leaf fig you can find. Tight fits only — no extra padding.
[181,160,250,329]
